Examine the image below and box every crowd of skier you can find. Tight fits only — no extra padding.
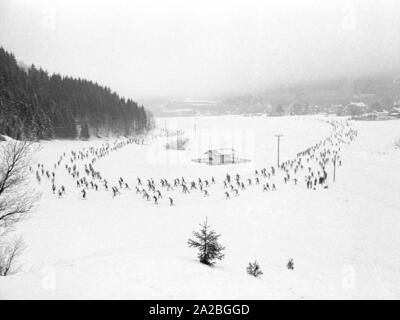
[34,137,144,200]
[34,119,358,206]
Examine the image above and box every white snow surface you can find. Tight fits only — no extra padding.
[1,115,400,299]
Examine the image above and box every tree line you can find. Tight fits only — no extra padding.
[0,47,153,140]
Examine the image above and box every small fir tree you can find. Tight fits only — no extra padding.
[187,218,225,266]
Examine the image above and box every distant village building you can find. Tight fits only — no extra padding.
[327,104,344,115]
[344,102,368,116]
[352,106,400,121]
[389,106,400,119]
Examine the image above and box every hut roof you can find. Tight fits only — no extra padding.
[204,148,235,156]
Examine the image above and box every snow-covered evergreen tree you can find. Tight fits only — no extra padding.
[80,121,90,140]
[187,218,225,266]
[0,47,150,140]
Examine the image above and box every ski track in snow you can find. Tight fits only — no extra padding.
[1,115,400,299]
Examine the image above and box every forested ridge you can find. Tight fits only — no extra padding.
[0,47,153,140]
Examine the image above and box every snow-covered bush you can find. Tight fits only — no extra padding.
[287,258,294,270]
[246,260,263,277]
[187,218,225,266]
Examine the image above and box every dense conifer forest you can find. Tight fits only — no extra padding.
[0,47,153,140]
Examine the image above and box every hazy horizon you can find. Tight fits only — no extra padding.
[1,0,400,102]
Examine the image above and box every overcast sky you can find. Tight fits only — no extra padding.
[1,0,400,100]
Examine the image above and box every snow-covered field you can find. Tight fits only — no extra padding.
[1,115,400,299]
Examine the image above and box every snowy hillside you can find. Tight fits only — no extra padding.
[1,115,400,299]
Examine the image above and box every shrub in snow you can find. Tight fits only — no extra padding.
[187,218,225,266]
[287,258,294,270]
[246,260,263,277]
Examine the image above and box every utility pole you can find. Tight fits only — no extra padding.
[275,134,283,167]
[165,120,169,152]
[194,118,198,154]
[209,137,212,165]
[333,152,337,183]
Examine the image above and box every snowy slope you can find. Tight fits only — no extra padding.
[1,115,400,299]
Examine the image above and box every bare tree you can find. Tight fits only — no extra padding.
[0,140,39,227]
[0,237,26,276]
[0,140,40,275]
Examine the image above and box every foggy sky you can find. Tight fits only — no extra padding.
[1,0,400,100]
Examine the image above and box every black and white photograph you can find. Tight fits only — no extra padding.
[1,0,400,302]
